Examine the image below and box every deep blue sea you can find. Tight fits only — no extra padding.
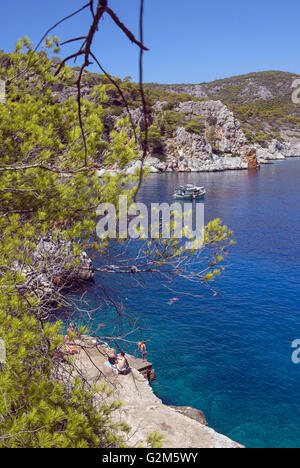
[74,158,300,448]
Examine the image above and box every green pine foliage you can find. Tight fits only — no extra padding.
[147,123,165,156]
[0,307,123,448]
[0,38,140,447]
[184,116,206,136]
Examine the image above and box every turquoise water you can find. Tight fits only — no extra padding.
[73,158,300,448]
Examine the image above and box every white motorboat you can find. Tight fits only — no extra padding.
[173,184,206,200]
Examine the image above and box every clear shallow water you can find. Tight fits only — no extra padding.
[77,159,300,448]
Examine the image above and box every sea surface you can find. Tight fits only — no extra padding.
[74,158,300,448]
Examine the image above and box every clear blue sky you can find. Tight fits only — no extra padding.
[0,0,299,83]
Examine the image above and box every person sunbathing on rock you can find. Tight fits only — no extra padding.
[108,349,117,366]
[116,352,130,375]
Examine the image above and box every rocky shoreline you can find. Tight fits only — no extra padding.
[70,337,244,448]
[98,142,300,178]
[98,99,300,177]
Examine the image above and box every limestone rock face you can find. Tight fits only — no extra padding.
[124,157,168,175]
[142,100,300,174]
[130,107,154,131]
[255,146,278,163]
[33,236,94,282]
[170,84,208,99]
[170,406,208,426]
[166,126,212,162]
[287,142,300,156]
[120,98,300,174]
[153,98,250,173]
[176,100,248,154]
[43,72,300,175]
[255,139,300,164]
[124,160,142,175]
[14,236,94,303]
[267,139,300,158]
[145,100,251,173]
[245,148,260,169]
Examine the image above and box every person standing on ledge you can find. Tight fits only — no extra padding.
[140,341,148,360]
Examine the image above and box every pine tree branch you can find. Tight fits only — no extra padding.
[0,164,89,174]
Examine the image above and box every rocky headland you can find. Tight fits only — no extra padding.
[124,99,300,175]
[69,337,244,448]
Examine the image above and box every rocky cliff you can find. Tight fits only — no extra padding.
[70,337,244,448]
[162,100,250,172]
[145,71,300,162]
[22,61,297,176]
[125,98,300,175]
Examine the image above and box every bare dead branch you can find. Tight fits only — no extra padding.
[0,163,89,174]
[76,64,89,166]
[90,52,137,143]
[34,3,91,53]
[55,51,85,75]
[60,36,88,46]
[104,7,149,51]
[133,0,148,201]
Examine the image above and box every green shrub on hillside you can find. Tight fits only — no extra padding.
[157,110,185,138]
[206,125,218,148]
[184,116,206,136]
[148,123,165,155]
[0,37,142,448]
